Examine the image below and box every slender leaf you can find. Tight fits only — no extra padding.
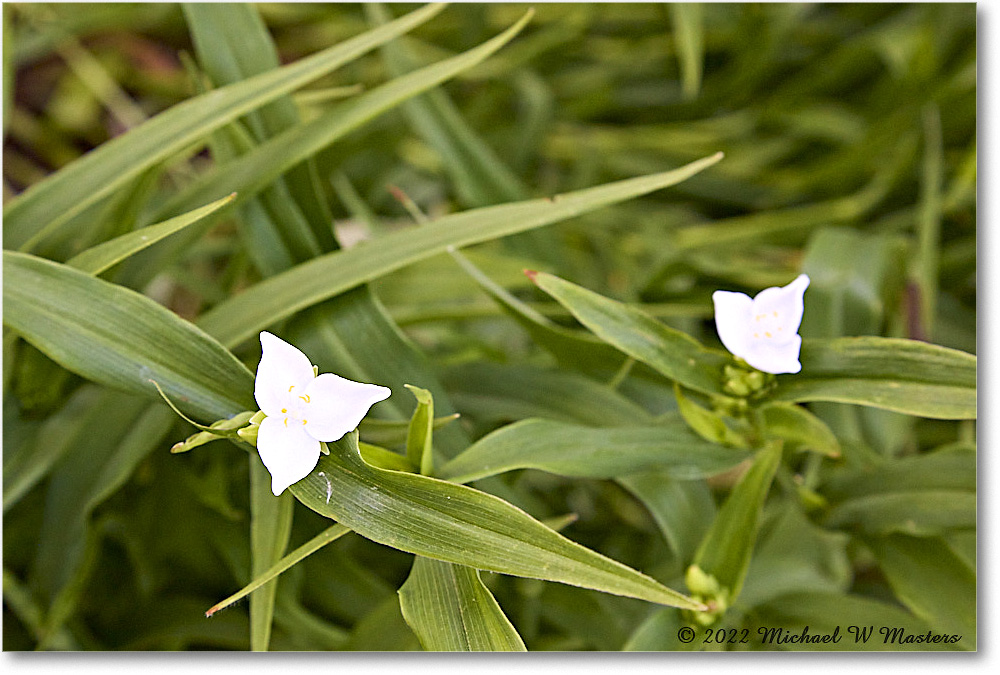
[671,4,704,101]
[196,153,724,348]
[249,459,294,651]
[868,535,975,649]
[738,503,850,609]
[618,473,716,564]
[825,491,975,537]
[692,442,782,602]
[439,418,749,484]
[3,385,99,512]
[404,384,434,476]
[367,2,528,207]
[529,271,730,395]
[441,362,652,427]
[359,413,460,448]
[399,557,526,651]
[158,11,535,222]
[760,402,840,457]
[3,251,255,419]
[291,431,704,610]
[2,3,446,251]
[207,523,351,618]
[65,193,236,275]
[770,337,976,419]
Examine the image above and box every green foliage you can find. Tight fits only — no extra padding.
[3,2,975,652]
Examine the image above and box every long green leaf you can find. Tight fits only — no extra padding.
[692,442,782,602]
[3,251,254,419]
[366,3,527,206]
[441,362,651,428]
[64,193,236,275]
[2,3,445,251]
[3,385,97,512]
[439,418,749,484]
[398,557,526,651]
[31,395,174,600]
[529,271,730,395]
[671,4,704,101]
[290,431,704,610]
[825,491,975,537]
[249,459,294,652]
[197,153,724,348]
[207,524,350,618]
[404,384,435,476]
[157,11,534,222]
[771,337,976,419]
[618,473,716,564]
[868,534,976,649]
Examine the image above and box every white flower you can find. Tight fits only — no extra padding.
[254,331,391,496]
[712,274,810,375]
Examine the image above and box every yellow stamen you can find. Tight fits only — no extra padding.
[754,332,760,338]
[281,408,287,413]
[765,331,772,338]
[288,385,295,392]
[302,419,308,425]
[299,394,311,403]
[283,418,288,427]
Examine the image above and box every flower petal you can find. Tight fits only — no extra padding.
[255,331,316,416]
[713,290,754,361]
[301,373,391,442]
[256,414,321,496]
[742,334,803,374]
[751,274,810,338]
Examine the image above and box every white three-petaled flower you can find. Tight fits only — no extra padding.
[712,274,810,375]
[254,332,391,496]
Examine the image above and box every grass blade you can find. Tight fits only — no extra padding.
[399,557,527,651]
[197,153,724,348]
[3,3,445,251]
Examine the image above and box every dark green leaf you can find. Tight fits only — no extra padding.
[398,557,526,651]
[439,418,749,484]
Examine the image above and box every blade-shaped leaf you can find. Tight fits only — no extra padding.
[207,524,350,618]
[441,362,652,427]
[248,459,294,652]
[399,557,526,651]
[867,535,975,649]
[3,251,254,419]
[2,3,446,251]
[196,153,724,348]
[64,193,236,275]
[439,418,749,484]
[760,402,840,457]
[692,442,782,602]
[157,10,534,222]
[290,431,704,610]
[618,473,716,564]
[821,449,975,537]
[528,271,730,396]
[770,337,976,419]
[404,384,434,476]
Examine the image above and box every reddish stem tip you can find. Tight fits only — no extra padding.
[524,269,539,282]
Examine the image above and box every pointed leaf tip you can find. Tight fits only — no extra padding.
[524,269,539,282]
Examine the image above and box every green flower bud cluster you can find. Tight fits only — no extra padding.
[684,564,730,627]
[722,362,774,398]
